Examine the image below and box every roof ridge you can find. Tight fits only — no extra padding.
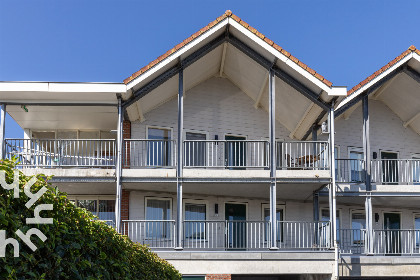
[347,45,420,96]
[123,10,333,88]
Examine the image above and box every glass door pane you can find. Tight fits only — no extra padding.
[225,135,246,170]
[146,199,171,238]
[184,203,206,239]
[147,128,171,167]
[185,132,206,167]
[381,152,398,184]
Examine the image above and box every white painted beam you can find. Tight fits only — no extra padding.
[403,112,420,128]
[254,74,268,109]
[289,103,315,139]
[136,102,146,123]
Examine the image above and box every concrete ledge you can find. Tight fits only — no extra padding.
[340,256,420,277]
[122,169,176,178]
[276,170,330,179]
[155,251,334,275]
[20,168,115,178]
[157,251,334,261]
[183,169,269,178]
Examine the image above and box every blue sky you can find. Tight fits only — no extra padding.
[1,0,420,138]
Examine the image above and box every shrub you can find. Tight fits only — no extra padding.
[0,159,181,280]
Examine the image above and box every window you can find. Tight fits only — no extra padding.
[351,212,366,245]
[412,155,420,184]
[72,197,115,226]
[185,132,207,167]
[147,127,172,166]
[184,202,207,239]
[263,206,284,242]
[349,148,364,182]
[334,146,340,180]
[321,208,340,241]
[225,135,246,169]
[415,215,420,247]
[145,198,172,238]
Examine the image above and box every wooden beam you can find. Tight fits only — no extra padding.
[403,111,420,128]
[254,74,268,109]
[219,43,227,77]
[289,103,315,139]
[135,102,146,123]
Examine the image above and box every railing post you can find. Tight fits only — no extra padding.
[114,95,123,233]
[175,65,184,250]
[268,67,278,250]
[0,104,6,160]
[362,94,374,255]
[313,192,319,246]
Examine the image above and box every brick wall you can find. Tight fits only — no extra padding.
[122,120,131,168]
[206,274,231,280]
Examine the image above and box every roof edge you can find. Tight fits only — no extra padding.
[123,10,333,88]
[347,45,420,96]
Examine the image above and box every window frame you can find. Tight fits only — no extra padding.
[348,147,364,183]
[144,196,173,221]
[67,195,116,222]
[183,199,209,241]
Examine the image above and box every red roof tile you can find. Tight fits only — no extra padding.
[124,10,333,88]
[347,45,418,96]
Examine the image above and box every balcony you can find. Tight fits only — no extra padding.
[336,158,420,184]
[121,220,331,251]
[338,229,420,255]
[5,139,116,168]
[122,139,330,170]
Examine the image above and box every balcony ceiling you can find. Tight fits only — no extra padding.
[0,82,124,130]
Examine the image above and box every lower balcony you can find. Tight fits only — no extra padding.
[120,220,331,251]
[339,228,420,255]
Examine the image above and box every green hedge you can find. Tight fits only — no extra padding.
[0,159,181,280]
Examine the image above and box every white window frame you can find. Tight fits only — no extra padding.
[350,209,366,246]
[224,201,248,220]
[146,125,173,139]
[144,197,173,221]
[413,213,420,248]
[184,130,208,167]
[348,147,364,182]
[183,199,209,241]
[320,207,341,229]
[261,203,286,243]
[67,195,116,221]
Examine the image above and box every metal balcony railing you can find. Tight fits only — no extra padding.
[277,141,330,170]
[123,139,176,168]
[121,220,176,248]
[338,229,366,254]
[5,139,116,168]
[276,221,330,250]
[371,159,420,184]
[335,159,365,183]
[183,140,269,169]
[338,229,420,255]
[121,220,330,251]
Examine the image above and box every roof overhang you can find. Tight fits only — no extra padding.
[122,12,345,140]
[336,49,420,136]
[0,82,126,130]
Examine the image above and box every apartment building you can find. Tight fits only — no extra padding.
[1,10,420,280]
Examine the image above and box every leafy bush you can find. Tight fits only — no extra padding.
[0,159,181,280]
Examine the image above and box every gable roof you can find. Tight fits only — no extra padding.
[123,10,333,88]
[347,45,420,96]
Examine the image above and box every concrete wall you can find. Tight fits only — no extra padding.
[132,77,292,141]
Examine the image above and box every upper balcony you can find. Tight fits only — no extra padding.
[6,138,331,182]
[336,158,420,185]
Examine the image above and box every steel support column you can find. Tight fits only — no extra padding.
[0,104,5,160]
[313,191,320,246]
[176,67,184,250]
[115,96,123,233]
[329,102,338,280]
[362,94,374,254]
[268,68,278,250]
